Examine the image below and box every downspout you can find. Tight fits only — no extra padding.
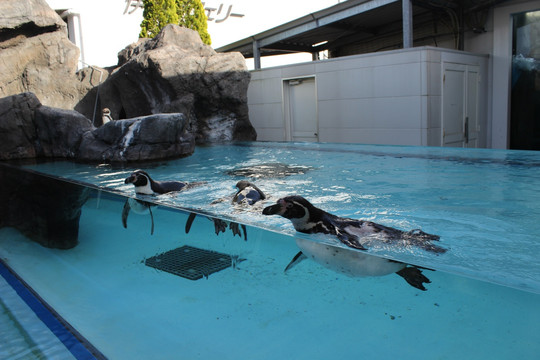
[60,9,85,69]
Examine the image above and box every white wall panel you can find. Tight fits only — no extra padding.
[247,47,488,147]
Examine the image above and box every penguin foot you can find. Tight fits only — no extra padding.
[395,266,431,291]
[229,222,241,237]
[213,218,228,235]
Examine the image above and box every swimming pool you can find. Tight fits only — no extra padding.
[1,141,540,359]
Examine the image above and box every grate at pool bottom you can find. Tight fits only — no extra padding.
[145,245,236,280]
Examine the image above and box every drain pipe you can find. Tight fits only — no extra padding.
[59,10,104,124]
[60,9,85,69]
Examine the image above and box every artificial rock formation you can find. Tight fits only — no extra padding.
[0,92,195,162]
[0,0,92,110]
[0,0,256,148]
[84,24,256,143]
[78,113,194,162]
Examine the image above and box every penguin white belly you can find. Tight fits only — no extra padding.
[128,198,151,214]
[295,238,405,277]
[134,183,153,195]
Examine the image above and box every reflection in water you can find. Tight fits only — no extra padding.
[225,162,314,178]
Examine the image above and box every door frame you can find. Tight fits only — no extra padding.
[282,75,318,142]
[441,62,480,148]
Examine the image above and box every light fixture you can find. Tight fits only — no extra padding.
[312,40,329,47]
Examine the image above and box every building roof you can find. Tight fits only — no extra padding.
[216,0,509,58]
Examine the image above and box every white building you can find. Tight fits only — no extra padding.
[218,0,540,150]
[45,0,540,150]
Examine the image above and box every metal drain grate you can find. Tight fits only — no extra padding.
[145,245,234,280]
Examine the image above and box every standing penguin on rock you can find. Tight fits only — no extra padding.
[122,170,202,235]
[262,195,446,291]
[185,180,266,241]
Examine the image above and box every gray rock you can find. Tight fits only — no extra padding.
[0,0,66,29]
[0,2,254,160]
[78,113,195,162]
[0,93,195,162]
[90,25,256,143]
[0,92,93,160]
[0,0,85,110]
[0,92,41,159]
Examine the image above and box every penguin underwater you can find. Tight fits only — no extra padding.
[185,180,266,241]
[262,195,446,291]
[123,170,201,235]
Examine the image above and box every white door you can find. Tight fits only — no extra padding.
[442,63,480,147]
[285,78,318,142]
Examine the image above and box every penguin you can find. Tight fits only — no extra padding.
[232,180,266,205]
[123,170,198,234]
[102,108,113,125]
[262,196,446,291]
[124,170,188,195]
[185,181,266,241]
[122,198,156,235]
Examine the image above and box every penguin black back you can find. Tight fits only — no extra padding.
[125,170,187,195]
[263,195,445,253]
[232,180,266,205]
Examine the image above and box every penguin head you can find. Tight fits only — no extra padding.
[235,181,266,202]
[262,195,314,220]
[235,180,252,191]
[125,170,155,195]
[125,170,151,186]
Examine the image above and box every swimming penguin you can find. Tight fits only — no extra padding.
[124,170,188,195]
[232,180,266,205]
[262,196,446,291]
[123,170,200,234]
[185,181,266,241]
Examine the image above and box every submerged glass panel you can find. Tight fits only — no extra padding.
[1,142,540,359]
[511,10,540,149]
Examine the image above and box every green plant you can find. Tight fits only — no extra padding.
[139,0,211,45]
[176,0,211,45]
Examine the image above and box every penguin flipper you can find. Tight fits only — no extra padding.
[284,251,307,273]
[148,206,154,236]
[185,212,197,234]
[336,230,367,251]
[122,200,131,229]
[395,266,431,291]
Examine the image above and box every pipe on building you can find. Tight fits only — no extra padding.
[60,9,85,69]
[402,0,413,48]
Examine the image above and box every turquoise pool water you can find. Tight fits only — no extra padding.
[1,141,540,359]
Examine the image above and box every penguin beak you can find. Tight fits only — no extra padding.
[262,199,286,216]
